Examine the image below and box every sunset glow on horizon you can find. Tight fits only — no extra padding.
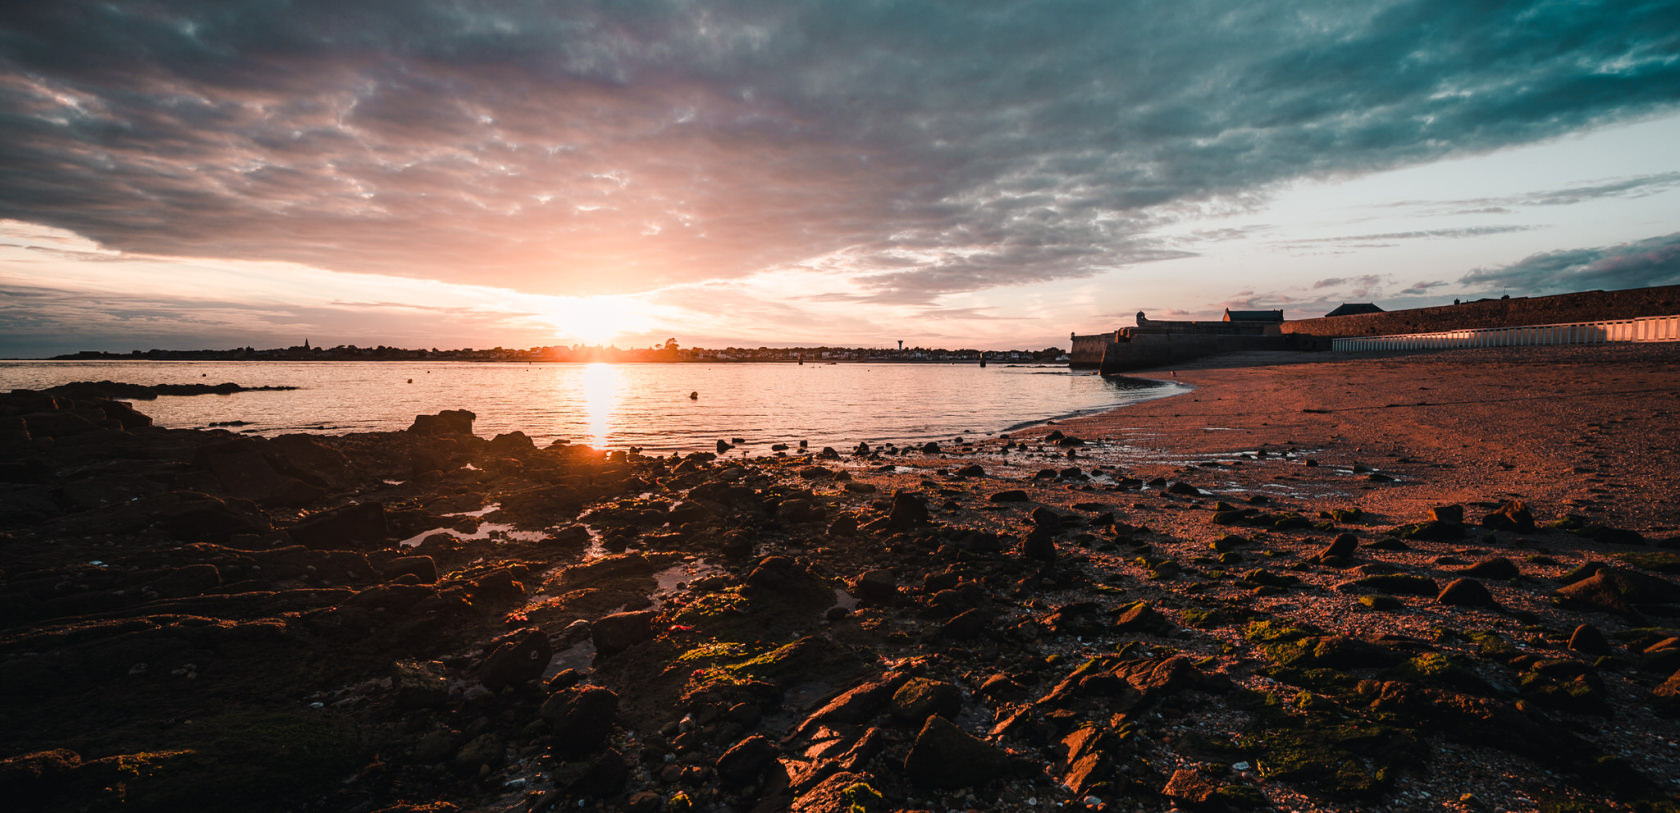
[2,2,1678,357]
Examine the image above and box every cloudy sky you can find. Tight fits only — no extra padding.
[2,1,1678,357]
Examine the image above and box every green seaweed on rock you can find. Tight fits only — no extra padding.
[1239,705,1422,800]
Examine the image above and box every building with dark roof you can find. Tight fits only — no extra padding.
[1223,308,1284,323]
[1323,303,1385,318]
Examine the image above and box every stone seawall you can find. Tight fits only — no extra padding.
[1097,334,1321,374]
[1070,331,1121,368]
[1283,285,1680,338]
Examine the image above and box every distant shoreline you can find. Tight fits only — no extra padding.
[7,357,1052,365]
[26,345,1069,365]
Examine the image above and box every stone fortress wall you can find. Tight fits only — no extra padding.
[1075,285,1680,373]
[1281,285,1680,338]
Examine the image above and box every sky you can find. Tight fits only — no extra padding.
[2,1,1679,358]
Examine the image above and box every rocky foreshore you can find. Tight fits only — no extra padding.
[2,350,1679,813]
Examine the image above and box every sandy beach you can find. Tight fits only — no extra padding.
[2,345,1678,813]
[1046,344,1680,535]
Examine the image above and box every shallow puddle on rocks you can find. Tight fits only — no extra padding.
[648,558,724,606]
[445,502,501,519]
[396,521,548,547]
[396,502,557,547]
[545,638,597,678]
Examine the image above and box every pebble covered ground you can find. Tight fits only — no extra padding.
[1,344,1677,813]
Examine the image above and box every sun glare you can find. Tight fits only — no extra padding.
[541,295,650,346]
[579,362,624,448]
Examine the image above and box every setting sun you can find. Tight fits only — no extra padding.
[539,294,652,346]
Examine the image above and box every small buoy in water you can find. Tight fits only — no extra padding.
[689,391,698,400]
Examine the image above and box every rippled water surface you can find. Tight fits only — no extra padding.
[0,361,1184,452]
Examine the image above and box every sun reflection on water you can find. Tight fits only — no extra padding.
[580,362,624,448]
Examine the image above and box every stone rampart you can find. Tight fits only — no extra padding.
[1097,333,1320,374]
[1070,331,1121,368]
[1283,285,1680,338]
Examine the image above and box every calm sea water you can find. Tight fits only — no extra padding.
[0,361,1184,453]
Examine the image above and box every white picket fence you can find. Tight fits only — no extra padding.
[1331,314,1680,352]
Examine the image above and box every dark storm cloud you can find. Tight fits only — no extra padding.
[1460,232,1680,294]
[2,1,1678,300]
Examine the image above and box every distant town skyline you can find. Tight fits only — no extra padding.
[3,2,1679,358]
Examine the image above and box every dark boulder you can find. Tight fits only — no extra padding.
[791,672,912,736]
[344,583,436,614]
[1555,567,1680,615]
[408,410,476,436]
[778,497,825,524]
[903,716,1015,789]
[890,677,962,724]
[480,629,553,691]
[1030,506,1064,531]
[0,748,82,805]
[565,748,629,798]
[20,410,104,438]
[886,490,931,529]
[381,555,438,584]
[1437,578,1498,608]
[452,733,503,774]
[939,608,990,640]
[192,440,325,506]
[791,771,876,813]
[719,529,755,558]
[541,685,619,758]
[1480,500,1536,533]
[1113,602,1176,635]
[591,610,656,656]
[266,434,358,489]
[714,734,778,788]
[851,569,898,602]
[1338,574,1439,596]
[498,483,585,519]
[468,568,527,604]
[1022,531,1057,561]
[1315,533,1359,562]
[150,492,272,542]
[289,502,388,550]
[1656,669,1680,711]
[1161,766,1224,808]
[393,660,450,709]
[1567,624,1612,656]
[827,514,859,537]
[488,431,535,456]
[1429,505,1465,524]
[1460,557,1521,580]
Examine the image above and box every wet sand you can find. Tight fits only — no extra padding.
[1038,343,1680,536]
